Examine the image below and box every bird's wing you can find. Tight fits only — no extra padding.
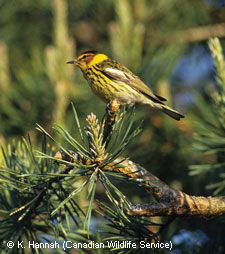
[101,63,166,104]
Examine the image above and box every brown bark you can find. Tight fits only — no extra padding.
[105,158,225,218]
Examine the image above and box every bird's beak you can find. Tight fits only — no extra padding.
[66,60,75,65]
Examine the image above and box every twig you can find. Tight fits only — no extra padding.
[102,99,120,144]
[147,23,225,45]
[10,164,74,216]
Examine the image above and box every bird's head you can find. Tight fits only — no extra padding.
[67,51,108,72]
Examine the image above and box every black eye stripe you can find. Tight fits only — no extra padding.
[79,55,89,61]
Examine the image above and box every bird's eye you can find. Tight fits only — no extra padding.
[82,55,88,60]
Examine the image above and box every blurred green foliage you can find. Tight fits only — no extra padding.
[0,0,225,253]
[190,38,225,195]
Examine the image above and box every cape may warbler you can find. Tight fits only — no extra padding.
[67,51,184,120]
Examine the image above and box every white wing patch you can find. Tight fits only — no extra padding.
[104,68,129,80]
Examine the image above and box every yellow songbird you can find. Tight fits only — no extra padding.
[67,51,184,120]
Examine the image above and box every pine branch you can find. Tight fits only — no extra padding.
[9,164,74,216]
[57,147,225,219]
[55,102,225,219]
[189,38,225,195]
[109,158,225,219]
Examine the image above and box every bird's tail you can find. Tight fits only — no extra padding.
[159,105,184,121]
